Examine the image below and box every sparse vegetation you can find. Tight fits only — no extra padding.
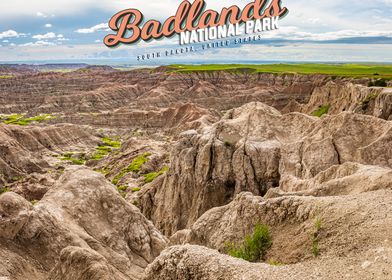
[1,114,56,126]
[131,187,141,192]
[311,217,322,257]
[59,152,86,165]
[144,166,169,184]
[90,137,121,161]
[224,140,232,147]
[368,79,387,87]
[0,75,13,79]
[112,153,151,185]
[361,93,379,110]
[31,200,39,205]
[0,187,10,195]
[117,185,128,197]
[311,105,330,117]
[227,223,272,262]
[267,259,284,266]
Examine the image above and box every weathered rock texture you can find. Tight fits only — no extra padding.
[140,102,392,235]
[292,81,392,120]
[0,167,167,280]
[0,124,98,185]
[144,243,392,280]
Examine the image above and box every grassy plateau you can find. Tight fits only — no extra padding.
[169,64,392,79]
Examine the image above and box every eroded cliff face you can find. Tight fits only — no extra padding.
[139,101,392,235]
[0,124,99,186]
[0,167,167,280]
[296,81,392,120]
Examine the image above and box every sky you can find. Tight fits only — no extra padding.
[0,0,391,64]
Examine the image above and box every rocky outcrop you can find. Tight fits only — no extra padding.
[178,189,392,262]
[297,81,392,120]
[144,243,392,280]
[0,70,326,115]
[0,167,167,280]
[0,124,98,185]
[140,102,392,235]
[57,103,219,133]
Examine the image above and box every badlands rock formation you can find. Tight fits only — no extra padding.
[0,66,391,280]
[0,167,167,280]
[140,102,392,235]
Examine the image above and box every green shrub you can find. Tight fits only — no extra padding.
[128,153,151,172]
[227,223,272,262]
[131,187,141,192]
[117,185,128,198]
[112,153,152,185]
[224,140,232,147]
[311,218,322,257]
[143,166,169,183]
[368,79,387,87]
[0,187,10,195]
[31,200,39,205]
[311,105,330,117]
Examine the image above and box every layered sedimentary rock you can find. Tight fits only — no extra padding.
[57,103,219,133]
[0,167,167,280]
[0,69,327,115]
[140,102,392,235]
[290,81,392,120]
[0,124,99,185]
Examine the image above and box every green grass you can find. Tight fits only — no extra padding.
[1,114,56,126]
[143,166,169,183]
[131,187,141,192]
[59,152,86,165]
[169,64,392,79]
[117,185,128,198]
[227,223,272,262]
[0,187,10,195]
[90,137,121,161]
[311,218,322,257]
[311,105,330,117]
[112,152,151,185]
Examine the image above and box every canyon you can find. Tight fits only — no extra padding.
[0,65,391,280]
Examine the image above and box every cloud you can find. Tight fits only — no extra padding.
[32,32,56,40]
[75,23,109,34]
[20,40,56,46]
[57,34,69,41]
[2,40,9,43]
[44,23,52,28]
[36,12,48,18]
[0,30,24,39]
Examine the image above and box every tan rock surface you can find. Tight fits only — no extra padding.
[0,167,168,280]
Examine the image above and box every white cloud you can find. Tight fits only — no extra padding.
[36,12,48,18]
[32,32,56,40]
[2,40,9,43]
[75,23,109,34]
[0,30,24,39]
[45,23,52,28]
[20,40,56,46]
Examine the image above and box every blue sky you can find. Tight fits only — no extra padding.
[0,0,391,64]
